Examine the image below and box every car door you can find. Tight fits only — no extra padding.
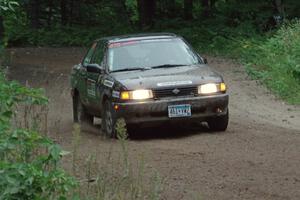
[77,42,97,105]
[86,40,106,113]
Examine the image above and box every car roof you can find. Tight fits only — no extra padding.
[96,33,179,43]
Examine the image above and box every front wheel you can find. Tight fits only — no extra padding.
[73,95,93,124]
[102,101,117,138]
[207,110,229,132]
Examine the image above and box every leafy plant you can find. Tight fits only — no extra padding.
[0,71,77,199]
[125,0,139,23]
[72,119,163,199]
[0,0,18,12]
[241,20,300,104]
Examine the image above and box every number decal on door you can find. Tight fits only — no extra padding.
[87,79,96,97]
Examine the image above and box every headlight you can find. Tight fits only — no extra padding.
[198,83,226,95]
[120,89,153,100]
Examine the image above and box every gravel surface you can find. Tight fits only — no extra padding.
[7,47,300,200]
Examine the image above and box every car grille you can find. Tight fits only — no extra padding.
[153,86,198,98]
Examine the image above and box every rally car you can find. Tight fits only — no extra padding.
[70,33,229,137]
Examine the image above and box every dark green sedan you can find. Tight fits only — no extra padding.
[70,33,229,137]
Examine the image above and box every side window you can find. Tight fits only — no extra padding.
[91,41,105,65]
[82,43,97,66]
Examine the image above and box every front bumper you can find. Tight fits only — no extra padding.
[113,94,229,124]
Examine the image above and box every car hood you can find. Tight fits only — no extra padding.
[111,65,223,90]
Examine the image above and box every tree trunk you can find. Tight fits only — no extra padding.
[119,0,132,26]
[274,0,285,18]
[69,0,75,26]
[202,0,211,18]
[168,0,176,17]
[184,0,193,20]
[137,0,144,26]
[0,16,4,46]
[60,0,68,25]
[29,0,40,29]
[138,0,156,28]
[47,0,54,26]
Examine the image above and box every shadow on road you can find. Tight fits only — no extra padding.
[129,125,209,141]
[128,122,210,140]
[81,119,212,141]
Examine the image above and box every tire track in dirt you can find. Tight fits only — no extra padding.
[7,48,300,200]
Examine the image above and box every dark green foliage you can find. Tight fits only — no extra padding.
[206,20,300,104]
[2,0,298,47]
[244,21,300,104]
[0,0,18,11]
[0,0,19,46]
[1,0,299,103]
[5,25,134,47]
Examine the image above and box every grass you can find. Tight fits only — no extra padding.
[15,102,164,199]
[238,21,300,104]
[4,74,163,199]
[70,119,163,200]
[183,20,300,105]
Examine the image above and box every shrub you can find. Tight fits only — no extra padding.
[242,20,300,104]
[0,71,77,199]
[74,118,163,200]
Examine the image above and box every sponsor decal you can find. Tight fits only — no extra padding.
[109,41,138,48]
[112,91,120,98]
[103,80,114,88]
[109,39,175,48]
[157,80,192,87]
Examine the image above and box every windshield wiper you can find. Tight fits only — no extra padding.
[111,67,151,73]
[150,64,188,69]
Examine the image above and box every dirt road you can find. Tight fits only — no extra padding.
[7,48,300,200]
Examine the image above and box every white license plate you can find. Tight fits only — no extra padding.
[168,104,191,118]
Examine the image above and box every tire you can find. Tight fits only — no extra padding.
[207,110,229,132]
[73,95,93,124]
[102,101,117,138]
[126,124,135,134]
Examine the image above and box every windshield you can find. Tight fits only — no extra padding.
[108,38,200,72]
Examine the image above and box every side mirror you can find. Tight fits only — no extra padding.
[86,64,104,74]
